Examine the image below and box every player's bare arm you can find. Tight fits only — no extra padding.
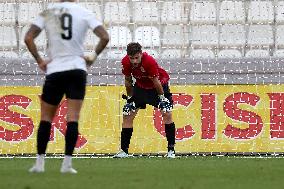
[24,24,48,72]
[151,77,164,96]
[125,76,133,97]
[84,26,109,66]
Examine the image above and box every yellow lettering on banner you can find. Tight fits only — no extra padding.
[0,85,284,154]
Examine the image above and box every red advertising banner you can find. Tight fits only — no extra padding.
[1,85,284,154]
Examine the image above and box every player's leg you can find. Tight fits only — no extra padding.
[60,70,86,174]
[60,98,83,174]
[30,73,64,173]
[162,111,176,158]
[161,85,176,158]
[149,84,176,158]
[114,109,139,158]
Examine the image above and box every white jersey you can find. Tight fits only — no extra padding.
[33,2,102,75]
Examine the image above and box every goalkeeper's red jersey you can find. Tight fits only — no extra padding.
[121,52,170,89]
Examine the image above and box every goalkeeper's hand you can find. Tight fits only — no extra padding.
[122,95,136,116]
[83,52,97,67]
[158,94,173,113]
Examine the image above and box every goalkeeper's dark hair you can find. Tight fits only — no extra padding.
[126,42,142,56]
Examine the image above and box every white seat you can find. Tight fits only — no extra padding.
[0,51,18,58]
[104,2,130,24]
[134,26,160,47]
[245,50,270,58]
[247,1,274,24]
[190,25,218,47]
[107,26,132,48]
[273,50,284,58]
[20,25,46,49]
[190,1,216,24]
[162,25,189,47]
[0,26,17,50]
[219,1,245,24]
[77,2,102,22]
[0,3,15,24]
[190,49,215,59]
[218,50,242,59]
[276,25,284,48]
[84,30,99,50]
[105,49,126,59]
[220,25,246,47]
[276,1,284,24]
[18,2,43,25]
[247,25,273,47]
[133,2,159,23]
[161,49,182,59]
[161,2,189,24]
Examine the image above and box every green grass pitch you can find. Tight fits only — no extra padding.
[1,156,283,189]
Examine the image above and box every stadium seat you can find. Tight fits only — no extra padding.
[77,2,102,21]
[189,49,215,59]
[247,1,274,24]
[247,25,273,47]
[273,49,284,58]
[162,25,189,47]
[104,2,129,24]
[161,49,182,59]
[220,25,246,47]
[0,2,15,24]
[133,2,159,23]
[276,25,284,48]
[18,2,43,25]
[190,1,216,24]
[190,25,218,47]
[161,2,189,24]
[0,51,18,58]
[0,26,17,50]
[134,26,160,47]
[219,1,245,24]
[245,50,270,58]
[218,50,242,59]
[84,30,100,50]
[107,26,132,48]
[276,1,284,24]
[20,25,46,49]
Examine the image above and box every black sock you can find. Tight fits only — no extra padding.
[121,128,133,154]
[165,123,176,151]
[37,120,52,155]
[65,122,79,156]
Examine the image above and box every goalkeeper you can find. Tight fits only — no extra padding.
[114,42,176,158]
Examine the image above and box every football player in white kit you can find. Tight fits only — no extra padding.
[25,0,109,174]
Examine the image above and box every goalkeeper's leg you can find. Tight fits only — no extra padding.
[114,109,139,158]
[162,112,176,158]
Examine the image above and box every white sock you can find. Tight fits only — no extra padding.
[36,154,45,168]
[62,155,72,167]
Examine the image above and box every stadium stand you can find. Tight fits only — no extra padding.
[219,1,245,24]
[107,26,132,48]
[104,1,129,24]
[161,2,189,24]
[132,1,159,24]
[134,26,160,48]
[0,0,284,60]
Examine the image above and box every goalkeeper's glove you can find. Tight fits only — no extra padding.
[158,94,173,113]
[122,96,136,116]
